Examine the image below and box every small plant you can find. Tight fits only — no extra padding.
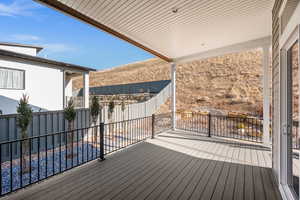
[90,96,100,124]
[108,100,115,134]
[64,98,76,158]
[237,123,245,129]
[90,96,100,142]
[121,100,126,132]
[108,100,115,120]
[17,94,33,173]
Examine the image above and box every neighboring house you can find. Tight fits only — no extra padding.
[0,42,95,114]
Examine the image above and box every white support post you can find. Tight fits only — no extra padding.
[171,62,176,130]
[83,72,89,108]
[263,47,270,146]
[62,70,66,108]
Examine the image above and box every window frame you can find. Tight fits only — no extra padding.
[279,24,300,200]
[0,66,25,90]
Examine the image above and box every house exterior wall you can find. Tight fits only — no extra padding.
[272,0,283,183]
[0,45,38,56]
[65,75,73,98]
[0,56,64,114]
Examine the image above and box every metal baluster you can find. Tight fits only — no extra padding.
[72,130,74,167]
[0,144,2,195]
[38,136,40,180]
[52,134,54,175]
[45,136,48,177]
[10,143,13,192]
[86,129,88,162]
[20,141,22,188]
[65,132,67,169]
[29,139,32,184]
[59,133,61,173]
[77,129,79,164]
[81,129,84,164]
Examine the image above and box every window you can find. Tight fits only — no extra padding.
[0,67,25,89]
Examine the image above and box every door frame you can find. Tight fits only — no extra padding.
[279,24,300,200]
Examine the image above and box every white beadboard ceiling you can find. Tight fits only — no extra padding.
[38,0,274,60]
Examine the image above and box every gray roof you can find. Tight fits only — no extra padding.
[78,80,171,96]
[0,48,96,72]
[0,42,44,53]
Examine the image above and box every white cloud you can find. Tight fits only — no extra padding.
[0,0,41,17]
[41,43,76,53]
[11,34,41,41]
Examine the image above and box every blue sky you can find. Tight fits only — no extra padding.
[0,0,154,70]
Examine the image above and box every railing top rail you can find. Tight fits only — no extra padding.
[104,115,152,126]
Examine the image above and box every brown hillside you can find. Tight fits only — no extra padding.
[73,50,265,115]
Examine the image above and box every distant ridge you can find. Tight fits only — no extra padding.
[73,50,264,115]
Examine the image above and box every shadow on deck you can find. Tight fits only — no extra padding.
[3,130,282,200]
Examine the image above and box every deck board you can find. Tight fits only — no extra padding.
[3,130,282,200]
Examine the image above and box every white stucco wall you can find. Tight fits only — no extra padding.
[65,76,73,98]
[0,57,64,114]
[0,45,38,56]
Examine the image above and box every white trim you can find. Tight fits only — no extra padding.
[278,23,300,200]
[62,70,66,108]
[279,2,300,49]
[174,36,271,63]
[171,62,176,130]
[83,72,89,109]
[279,184,297,200]
[278,0,288,18]
[263,47,271,146]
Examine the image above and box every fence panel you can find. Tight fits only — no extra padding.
[0,109,91,161]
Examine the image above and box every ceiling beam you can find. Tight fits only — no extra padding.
[35,0,172,63]
[174,36,271,63]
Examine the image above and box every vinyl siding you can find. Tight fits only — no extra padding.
[272,0,283,182]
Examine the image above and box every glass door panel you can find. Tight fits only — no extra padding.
[290,41,299,197]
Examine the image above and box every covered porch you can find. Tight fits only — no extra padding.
[3,130,281,200]
[13,0,300,199]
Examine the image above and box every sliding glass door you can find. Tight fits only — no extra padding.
[280,25,300,200]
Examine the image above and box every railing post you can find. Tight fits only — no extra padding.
[208,113,211,137]
[99,123,105,161]
[152,114,155,139]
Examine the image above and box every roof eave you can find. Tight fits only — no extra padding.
[35,0,173,63]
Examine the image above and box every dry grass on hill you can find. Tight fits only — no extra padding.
[73,50,265,115]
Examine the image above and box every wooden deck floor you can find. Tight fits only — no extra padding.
[3,130,282,200]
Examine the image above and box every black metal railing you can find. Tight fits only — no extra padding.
[176,112,263,143]
[0,116,153,196]
[153,113,172,135]
[103,116,152,155]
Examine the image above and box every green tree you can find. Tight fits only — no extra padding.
[64,98,76,158]
[17,94,33,173]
